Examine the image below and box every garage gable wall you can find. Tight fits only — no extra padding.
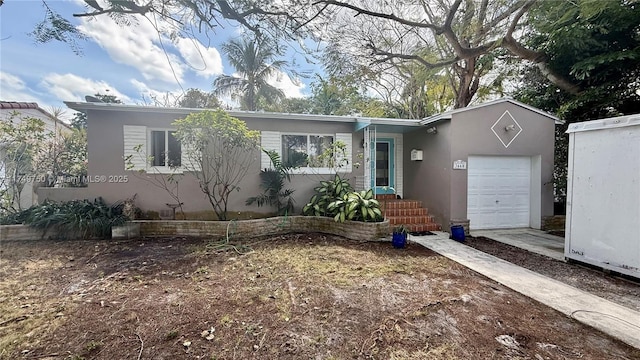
[449,102,555,229]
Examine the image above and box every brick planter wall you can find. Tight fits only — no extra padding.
[2,217,390,242]
[132,216,390,242]
[0,225,47,241]
[0,225,87,241]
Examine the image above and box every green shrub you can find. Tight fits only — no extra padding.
[327,189,383,223]
[246,150,295,215]
[0,198,129,239]
[302,176,383,223]
[302,174,353,217]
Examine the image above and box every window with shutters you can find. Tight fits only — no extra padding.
[281,134,334,168]
[124,125,200,174]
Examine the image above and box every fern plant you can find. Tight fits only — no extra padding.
[246,149,295,215]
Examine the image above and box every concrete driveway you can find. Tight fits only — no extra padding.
[470,228,565,261]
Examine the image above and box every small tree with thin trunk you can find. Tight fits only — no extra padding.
[173,110,260,220]
[0,113,50,214]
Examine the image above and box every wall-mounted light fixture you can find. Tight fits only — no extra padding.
[504,124,516,131]
[426,126,437,134]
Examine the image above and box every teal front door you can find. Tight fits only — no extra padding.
[372,138,395,194]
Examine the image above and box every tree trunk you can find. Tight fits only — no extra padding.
[454,58,478,108]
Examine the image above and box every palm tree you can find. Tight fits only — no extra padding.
[213,37,286,111]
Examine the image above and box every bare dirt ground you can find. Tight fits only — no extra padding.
[1,234,639,360]
[464,236,640,312]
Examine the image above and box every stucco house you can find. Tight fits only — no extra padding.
[1,101,71,210]
[46,98,559,231]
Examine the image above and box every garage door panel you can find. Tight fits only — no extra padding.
[467,156,531,229]
[477,196,498,209]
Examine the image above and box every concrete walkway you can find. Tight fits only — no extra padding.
[471,228,565,261]
[411,232,640,349]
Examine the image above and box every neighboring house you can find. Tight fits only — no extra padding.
[0,101,71,210]
[52,98,558,230]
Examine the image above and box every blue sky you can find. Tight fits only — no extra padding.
[0,0,317,118]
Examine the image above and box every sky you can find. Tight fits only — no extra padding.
[0,0,317,119]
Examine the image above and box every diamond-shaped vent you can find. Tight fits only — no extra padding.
[491,110,522,148]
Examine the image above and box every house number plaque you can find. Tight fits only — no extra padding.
[453,160,467,170]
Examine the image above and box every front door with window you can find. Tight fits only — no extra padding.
[371,138,395,194]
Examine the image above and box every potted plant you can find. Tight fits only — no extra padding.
[392,224,409,248]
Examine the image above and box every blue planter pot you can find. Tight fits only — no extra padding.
[450,225,465,242]
[392,232,407,248]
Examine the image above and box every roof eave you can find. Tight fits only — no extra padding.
[64,102,424,126]
[420,114,452,126]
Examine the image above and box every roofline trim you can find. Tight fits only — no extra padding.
[64,102,422,126]
[420,98,563,125]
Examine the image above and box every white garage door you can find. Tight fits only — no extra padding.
[467,156,531,229]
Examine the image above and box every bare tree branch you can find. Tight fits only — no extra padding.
[501,0,581,94]
[366,44,459,69]
[315,0,442,31]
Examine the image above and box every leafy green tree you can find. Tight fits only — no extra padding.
[513,0,640,203]
[71,93,122,129]
[0,114,50,213]
[42,128,88,187]
[34,1,635,111]
[304,1,579,108]
[213,36,286,111]
[264,97,314,114]
[29,0,86,55]
[178,88,221,109]
[173,109,260,220]
[306,76,390,117]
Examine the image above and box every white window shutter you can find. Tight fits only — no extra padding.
[181,141,202,172]
[260,131,281,169]
[123,125,147,171]
[335,133,353,173]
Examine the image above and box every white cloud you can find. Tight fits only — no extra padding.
[40,73,132,103]
[175,38,224,78]
[267,71,306,98]
[77,7,223,84]
[78,16,184,83]
[0,71,42,103]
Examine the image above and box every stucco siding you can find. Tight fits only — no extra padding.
[403,122,452,226]
[448,102,555,226]
[48,108,364,217]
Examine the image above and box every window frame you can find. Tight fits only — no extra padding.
[146,128,183,174]
[280,132,336,174]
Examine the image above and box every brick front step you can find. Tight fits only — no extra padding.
[379,199,422,209]
[387,215,436,225]
[384,208,428,217]
[379,198,441,233]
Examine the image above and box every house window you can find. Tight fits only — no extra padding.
[281,134,334,168]
[150,130,181,167]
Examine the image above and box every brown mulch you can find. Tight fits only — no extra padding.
[1,233,639,359]
[464,236,640,312]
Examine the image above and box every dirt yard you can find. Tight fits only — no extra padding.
[1,234,639,359]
